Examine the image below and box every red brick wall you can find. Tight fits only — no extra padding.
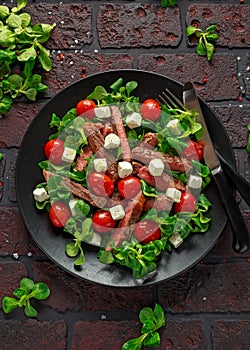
[0,1,249,349]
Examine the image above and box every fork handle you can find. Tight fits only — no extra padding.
[213,169,249,253]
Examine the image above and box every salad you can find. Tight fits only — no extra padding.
[33,78,212,280]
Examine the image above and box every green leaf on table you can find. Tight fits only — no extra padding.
[186,25,197,37]
[205,42,215,61]
[196,38,207,56]
[6,13,22,28]
[36,44,52,71]
[17,0,28,12]
[24,302,38,318]
[143,332,160,347]
[17,46,37,61]
[2,297,19,313]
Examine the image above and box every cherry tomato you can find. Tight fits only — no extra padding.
[44,139,64,165]
[88,172,114,197]
[92,210,116,233]
[49,202,71,228]
[174,192,196,213]
[76,99,96,119]
[182,140,204,161]
[140,99,161,121]
[117,176,141,199]
[134,220,161,244]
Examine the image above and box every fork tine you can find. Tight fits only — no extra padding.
[157,88,185,110]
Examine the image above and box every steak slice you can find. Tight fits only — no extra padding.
[75,145,93,171]
[143,195,173,213]
[43,170,107,208]
[110,105,131,162]
[132,147,192,173]
[84,124,105,154]
[139,132,158,148]
[105,192,146,251]
[138,166,186,192]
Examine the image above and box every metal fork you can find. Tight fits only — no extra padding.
[157,87,250,207]
[157,88,185,110]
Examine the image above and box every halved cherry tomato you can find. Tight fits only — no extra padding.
[140,99,161,121]
[174,192,196,213]
[44,139,64,165]
[182,140,204,161]
[117,176,141,199]
[76,99,96,119]
[88,172,114,197]
[134,220,161,244]
[92,210,116,233]
[49,202,71,227]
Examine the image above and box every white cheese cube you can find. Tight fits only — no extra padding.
[62,147,76,163]
[166,187,182,203]
[104,133,120,149]
[188,175,202,189]
[118,161,133,178]
[87,232,102,247]
[126,112,142,129]
[69,198,78,216]
[148,159,164,176]
[33,188,49,202]
[94,106,111,119]
[109,205,125,220]
[169,232,183,248]
[94,158,108,172]
[167,119,182,136]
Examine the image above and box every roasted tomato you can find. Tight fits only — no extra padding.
[134,220,161,244]
[140,99,161,121]
[117,176,141,199]
[76,99,96,119]
[44,139,64,165]
[88,172,114,197]
[49,202,71,227]
[182,140,204,161]
[174,192,196,213]
[92,210,116,233]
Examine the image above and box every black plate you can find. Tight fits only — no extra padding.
[16,69,235,287]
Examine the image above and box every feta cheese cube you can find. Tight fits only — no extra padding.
[69,198,78,216]
[87,232,102,247]
[126,112,142,129]
[109,205,125,220]
[148,159,164,176]
[188,175,202,189]
[166,187,182,203]
[169,232,183,248]
[104,133,120,149]
[118,161,133,178]
[94,158,108,172]
[94,106,111,119]
[167,119,182,136]
[62,147,76,163]
[33,188,49,202]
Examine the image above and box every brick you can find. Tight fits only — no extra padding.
[0,153,5,200]
[139,54,239,101]
[43,53,134,95]
[212,320,250,350]
[97,4,181,48]
[72,320,140,350]
[26,4,92,49]
[0,207,37,256]
[0,320,66,350]
[243,53,250,99]
[186,5,250,47]
[209,105,250,148]
[160,320,204,350]
[6,152,17,203]
[32,261,153,312]
[158,262,250,313]
[0,103,43,148]
[0,262,27,301]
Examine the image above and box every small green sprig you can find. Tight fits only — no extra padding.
[186,24,219,61]
[2,277,50,317]
[247,124,250,154]
[122,304,166,350]
[0,0,56,114]
[161,0,177,7]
